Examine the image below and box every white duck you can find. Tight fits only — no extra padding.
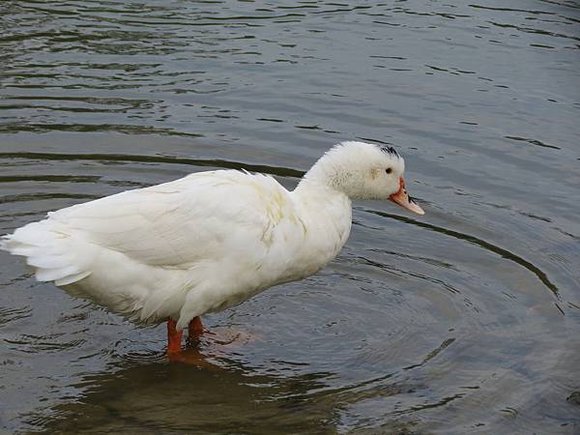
[1,141,424,357]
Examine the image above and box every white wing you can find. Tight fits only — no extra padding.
[2,170,306,325]
[49,170,290,267]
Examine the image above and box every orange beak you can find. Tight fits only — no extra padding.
[389,177,425,215]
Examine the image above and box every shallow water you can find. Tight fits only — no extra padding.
[1,0,579,433]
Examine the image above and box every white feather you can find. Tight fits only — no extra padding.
[1,142,419,330]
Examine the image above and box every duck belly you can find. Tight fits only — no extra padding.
[63,248,193,325]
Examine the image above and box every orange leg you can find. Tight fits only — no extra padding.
[188,316,204,342]
[167,318,183,355]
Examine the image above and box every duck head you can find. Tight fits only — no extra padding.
[303,141,425,215]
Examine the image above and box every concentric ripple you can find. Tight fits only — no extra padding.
[1,0,579,433]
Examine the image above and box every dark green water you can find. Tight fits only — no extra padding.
[1,1,579,433]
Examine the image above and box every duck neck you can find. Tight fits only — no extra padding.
[294,176,349,205]
[292,176,352,246]
[298,152,363,199]
[300,154,338,187]
[294,153,353,209]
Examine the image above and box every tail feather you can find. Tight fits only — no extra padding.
[1,220,93,286]
[35,265,81,282]
[26,253,70,269]
[55,271,91,287]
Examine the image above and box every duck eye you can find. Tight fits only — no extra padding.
[385,167,392,174]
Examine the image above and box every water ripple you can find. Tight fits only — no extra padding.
[1,0,578,432]
[0,151,305,178]
[365,209,561,299]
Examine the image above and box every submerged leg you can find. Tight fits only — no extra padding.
[188,316,204,342]
[167,318,183,356]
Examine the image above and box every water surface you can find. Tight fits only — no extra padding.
[1,0,579,433]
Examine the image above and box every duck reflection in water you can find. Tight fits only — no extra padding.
[28,346,340,433]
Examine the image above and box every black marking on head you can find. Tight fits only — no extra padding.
[380,145,400,158]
